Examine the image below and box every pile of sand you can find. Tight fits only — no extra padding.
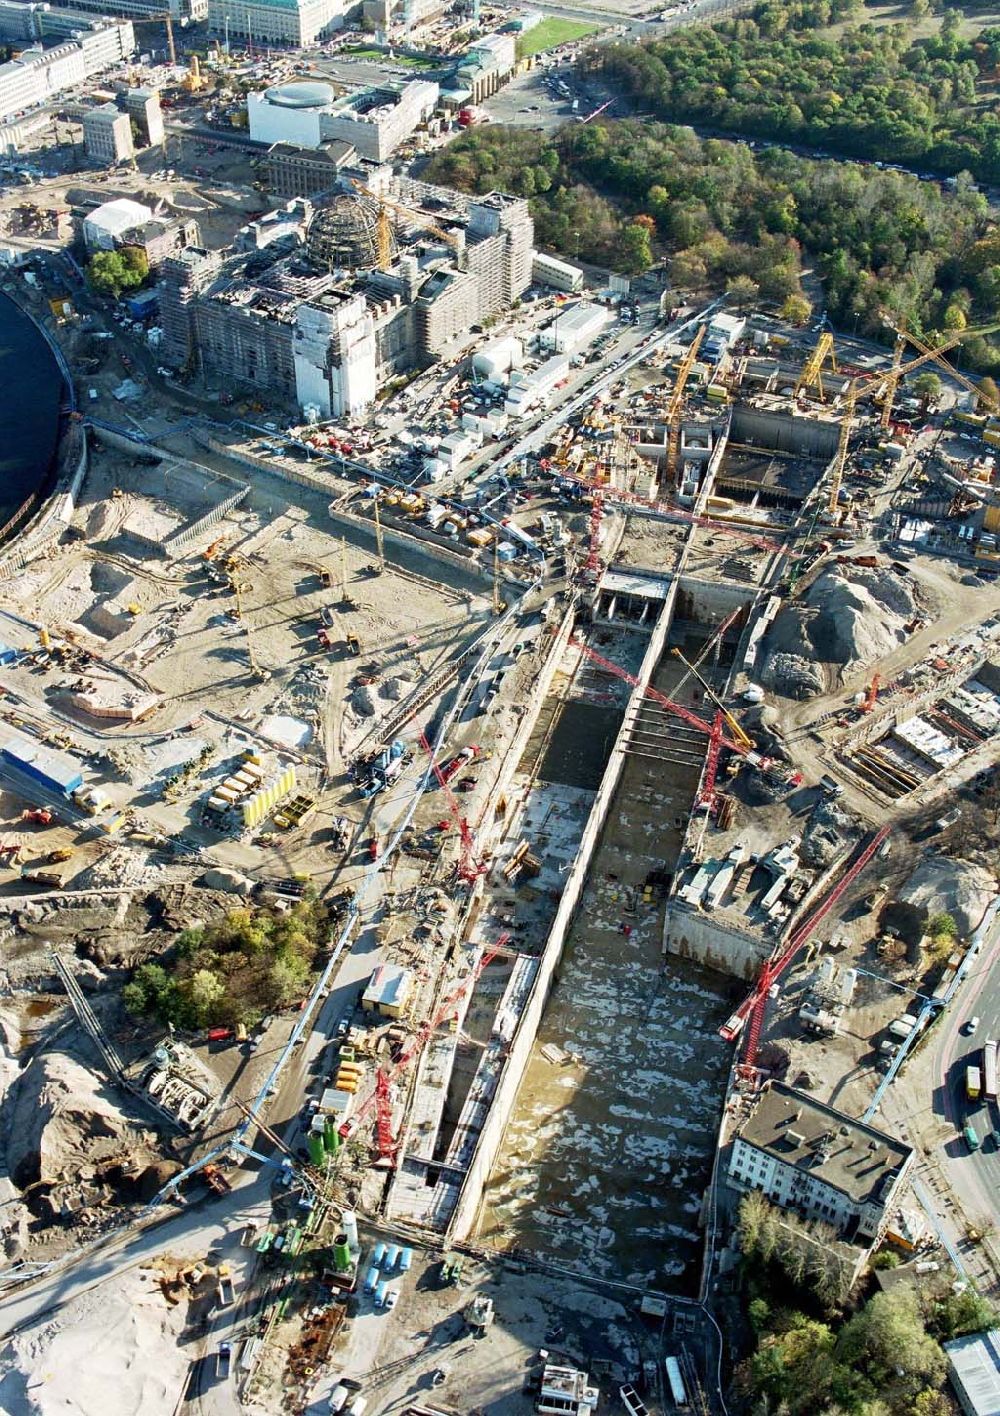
[5,1051,155,1190]
[762,565,920,695]
[886,855,997,943]
[0,1267,190,1416]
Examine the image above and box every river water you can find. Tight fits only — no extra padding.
[0,290,63,528]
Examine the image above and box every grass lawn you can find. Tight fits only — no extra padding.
[342,46,438,66]
[516,17,601,57]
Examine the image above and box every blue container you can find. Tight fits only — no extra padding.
[374,1281,389,1309]
[373,1241,387,1267]
[399,1247,412,1272]
[385,1245,401,1272]
[363,1265,379,1294]
[1,734,83,797]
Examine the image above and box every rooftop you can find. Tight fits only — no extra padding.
[736,1081,913,1206]
[944,1329,1000,1416]
[362,962,412,1010]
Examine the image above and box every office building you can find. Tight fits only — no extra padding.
[48,0,206,20]
[83,102,133,163]
[208,0,343,47]
[727,1081,914,1249]
[265,138,356,198]
[0,10,134,126]
[247,76,438,161]
[122,86,163,148]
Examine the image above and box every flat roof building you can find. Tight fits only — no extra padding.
[122,86,163,148]
[361,962,412,1018]
[209,0,344,48]
[265,138,356,199]
[83,103,133,164]
[728,1080,914,1249]
[945,1329,1000,1416]
[532,249,584,293]
[940,1325,997,1416]
[249,77,438,161]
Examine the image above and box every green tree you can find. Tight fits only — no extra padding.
[188,968,226,1024]
[728,274,760,310]
[910,0,931,18]
[618,219,653,274]
[88,248,148,298]
[977,375,1000,409]
[836,1289,946,1407]
[927,911,957,940]
[913,372,943,403]
[780,293,812,325]
[929,1285,999,1339]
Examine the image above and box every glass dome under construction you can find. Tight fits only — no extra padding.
[264,80,335,109]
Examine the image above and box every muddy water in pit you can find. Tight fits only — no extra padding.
[478,646,735,1294]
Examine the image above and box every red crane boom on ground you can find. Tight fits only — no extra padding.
[419,732,488,884]
[573,639,772,768]
[721,826,891,1074]
[699,710,724,809]
[345,935,510,1156]
[558,471,787,557]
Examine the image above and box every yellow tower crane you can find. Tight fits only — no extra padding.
[878,312,1000,424]
[879,331,907,431]
[131,12,177,65]
[350,179,466,273]
[667,324,706,480]
[828,323,1000,520]
[794,330,837,402]
[827,384,857,517]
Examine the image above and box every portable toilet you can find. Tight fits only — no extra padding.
[399,1247,413,1273]
[364,1265,379,1294]
[385,1245,401,1272]
[374,1280,389,1309]
[373,1241,387,1267]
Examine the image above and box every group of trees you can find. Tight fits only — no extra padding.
[591,2,1000,184]
[122,899,330,1030]
[87,247,149,298]
[425,119,1000,365]
[737,1192,997,1416]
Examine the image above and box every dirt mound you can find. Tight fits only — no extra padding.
[885,856,996,943]
[762,565,920,695]
[4,1051,156,1191]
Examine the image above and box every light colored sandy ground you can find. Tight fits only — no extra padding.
[0,1266,191,1416]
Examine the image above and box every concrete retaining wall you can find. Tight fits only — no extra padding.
[449,580,682,1240]
[729,405,841,460]
[662,898,770,980]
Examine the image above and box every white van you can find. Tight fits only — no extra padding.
[329,1385,350,1412]
[346,1399,368,1416]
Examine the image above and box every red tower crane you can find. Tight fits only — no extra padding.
[721,826,891,1076]
[343,935,510,1156]
[419,732,489,885]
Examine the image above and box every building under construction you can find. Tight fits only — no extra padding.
[158,178,533,417]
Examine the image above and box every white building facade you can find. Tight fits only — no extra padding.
[294,292,377,420]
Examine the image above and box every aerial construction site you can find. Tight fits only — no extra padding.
[4,204,1000,1416]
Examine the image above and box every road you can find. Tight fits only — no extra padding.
[934,902,1000,1237]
